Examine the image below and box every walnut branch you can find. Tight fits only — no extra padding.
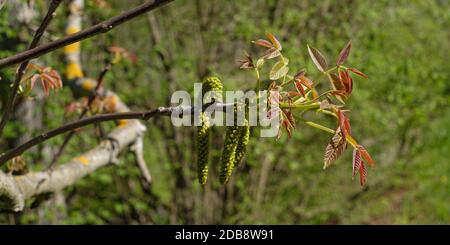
[0,102,233,211]
[0,102,234,166]
[0,0,173,69]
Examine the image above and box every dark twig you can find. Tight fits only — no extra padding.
[0,102,234,165]
[0,0,173,69]
[0,0,62,138]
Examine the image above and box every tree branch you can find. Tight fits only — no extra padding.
[0,102,234,166]
[0,102,233,211]
[48,63,111,168]
[0,0,173,70]
[0,0,62,138]
[0,119,147,212]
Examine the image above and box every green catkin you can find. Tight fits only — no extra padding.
[196,76,223,185]
[233,119,250,167]
[220,124,240,184]
[220,104,250,184]
[197,113,210,184]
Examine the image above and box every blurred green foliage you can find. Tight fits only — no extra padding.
[0,0,449,224]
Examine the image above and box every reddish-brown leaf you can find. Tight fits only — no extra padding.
[299,76,313,89]
[307,45,328,72]
[329,73,346,92]
[358,145,375,166]
[262,47,281,60]
[323,128,347,169]
[339,70,351,93]
[266,33,282,50]
[287,91,303,98]
[348,67,368,78]
[336,109,347,139]
[294,70,306,80]
[359,161,367,186]
[239,53,254,69]
[344,117,352,136]
[336,40,352,66]
[252,39,273,49]
[352,147,362,179]
[294,81,306,97]
[330,90,348,97]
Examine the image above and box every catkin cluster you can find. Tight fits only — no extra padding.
[196,76,250,185]
[197,77,223,184]
[219,105,250,184]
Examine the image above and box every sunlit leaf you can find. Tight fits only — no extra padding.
[348,67,368,78]
[352,147,361,179]
[358,145,375,166]
[266,33,282,50]
[252,39,273,49]
[307,45,328,72]
[336,40,352,65]
[270,60,289,80]
[323,128,347,169]
[359,161,367,186]
[294,81,306,97]
[256,58,265,69]
[262,47,281,60]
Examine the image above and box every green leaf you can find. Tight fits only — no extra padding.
[270,60,289,80]
[307,45,328,72]
[256,58,265,69]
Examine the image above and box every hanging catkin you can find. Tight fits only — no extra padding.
[196,77,223,184]
[220,104,249,184]
[233,119,250,168]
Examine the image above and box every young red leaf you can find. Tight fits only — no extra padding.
[343,116,352,136]
[294,70,306,80]
[266,33,282,50]
[352,147,362,179]
[294,81,306,97]
[336,40,352,66]
[323,128,347,169]
[307,45,328,72]
[299,76,313,89]
[358,145,375,166]
[238,53,254,69]
[336,109,347,139]
[339,69,352,93]
[262,47,281,60]
[252,39,273,49]
[329,73,345,91]
[329,73,347,103]
[359,161,367,186]
[347,67,368,78]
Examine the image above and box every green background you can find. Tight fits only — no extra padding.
[0,0,449,224]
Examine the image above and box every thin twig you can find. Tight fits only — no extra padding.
[0,0,62,138]
[0,0,173,69]
[0,102,234,165]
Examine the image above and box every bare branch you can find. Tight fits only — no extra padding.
[0,0,173,69]
[130,135,152,185]
[0,119,147,212]
[0,102,234,166]
[0,0,62,138]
